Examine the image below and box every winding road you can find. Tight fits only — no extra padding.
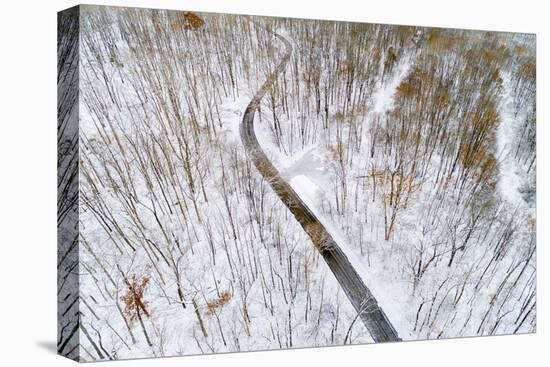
[239,21,401,343]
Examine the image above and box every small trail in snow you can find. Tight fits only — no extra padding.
[497,74,530,209]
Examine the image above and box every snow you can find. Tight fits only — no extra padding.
[289,175,322,207]
[289,173,412,340]
[496,73,530,210]
[252,50,419,340]
[218,92,252,143]
[68,7,536,360]
[372,56,411,114]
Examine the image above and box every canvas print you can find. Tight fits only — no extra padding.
[57,4,536,361]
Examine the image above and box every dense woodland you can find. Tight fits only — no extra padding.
[57,5,535,361]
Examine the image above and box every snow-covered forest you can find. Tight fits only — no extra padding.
[57,5,536,361]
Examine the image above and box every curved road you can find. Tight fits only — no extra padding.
[239,21,401,343]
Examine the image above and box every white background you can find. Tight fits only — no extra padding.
[0,0,547,365]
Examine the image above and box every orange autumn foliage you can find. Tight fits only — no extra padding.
[206,291,232,315]
[121,273,151,321]
[172,12,205,31]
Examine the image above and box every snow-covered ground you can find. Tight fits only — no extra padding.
[372,55,412,114]
[63,6,536,361]
[496,73,533,211]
